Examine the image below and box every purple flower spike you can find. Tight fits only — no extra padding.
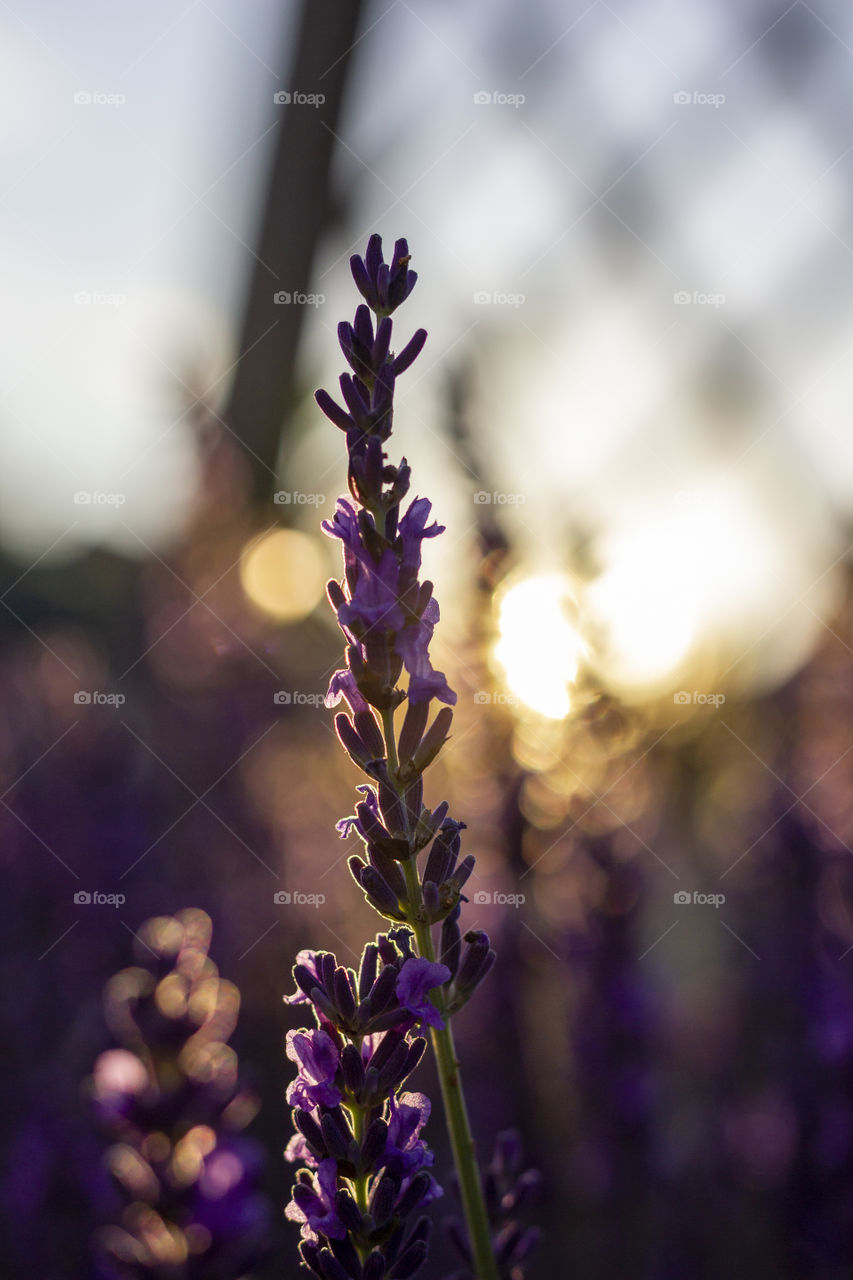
[93,911,271,1278]
[446,1131,541,1279]
[287,236,512,1280]
[396,957,451,1030]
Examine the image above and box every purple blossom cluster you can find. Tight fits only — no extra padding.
[284,931,446,1277]
[90,909,270,1279]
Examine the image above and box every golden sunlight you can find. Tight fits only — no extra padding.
[494,574,586,719]
[585,480,781,698]
[239,528,327,623]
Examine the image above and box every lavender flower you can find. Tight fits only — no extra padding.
[90,908,270,1279]
[285,233,535,1280]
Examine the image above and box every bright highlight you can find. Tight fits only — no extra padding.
[495,575,585,719]
[586,481,781,696]
[239,528,327,623]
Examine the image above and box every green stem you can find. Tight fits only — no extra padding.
[349,1102,370,1214]
[345,1098,370,1263]
[381,709,499,1280]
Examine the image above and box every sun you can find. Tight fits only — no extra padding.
[494,574,586,719]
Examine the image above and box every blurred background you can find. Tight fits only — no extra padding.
[3,0,853,1276]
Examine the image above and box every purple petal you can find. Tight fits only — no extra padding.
[284,950,322,1005]
[350,254,373,303]
[396,957,451,1029]
[286,1158,345,1241]
[286,1029,341,1108]
[365,234,383,279]
[325,669,368,715]
[314,388,353,433]
[395,600,457,707]
[284,1131,316,1167]
[393,328,427,376]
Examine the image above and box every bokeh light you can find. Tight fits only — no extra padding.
[239,528,327,623]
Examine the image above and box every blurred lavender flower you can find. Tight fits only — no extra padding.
[90,908,270,1278]
[445,1131,541,1280]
